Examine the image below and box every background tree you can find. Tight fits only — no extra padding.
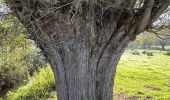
[0,13,46,94]
[0,14,31,92]
[134,32,155,49]
[153,28,170,50]
[3,0,170,100]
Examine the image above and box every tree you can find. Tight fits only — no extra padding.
[0,15,32,92]
[0,13,47,93]
[152,28,170,50]
[4,0,170,100]
[140,32,155,49]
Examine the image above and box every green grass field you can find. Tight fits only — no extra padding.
[4,50,170,100]
[49,50,170,100]
[114,50,170,99]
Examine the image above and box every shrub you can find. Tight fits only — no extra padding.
[0,52,30,91]
[0,62,29,91]
[0,49,47,92]
[131,51,140,55]
[21,51,47,75]
[142,51,147,54]
[146,52,154,56]
[0,18,47,92]
[164,52,170,56]
[7,67,55,100]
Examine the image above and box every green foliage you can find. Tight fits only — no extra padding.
[0,62,28,90]
[0,46,46,91]
[130,33,156,49]
[7,67,55,100]
[0,48,31,91]
[20,50,47,75]
[0,15,47,91]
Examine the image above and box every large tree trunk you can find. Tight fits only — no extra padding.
[160,44,165,50]
[49,35,130,100]
[40,19,131,99]
[5,0,169,100]
[50,41,129,100]
[32,16,131,100]
[160,42,166,50]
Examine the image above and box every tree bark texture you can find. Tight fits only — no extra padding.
[5,0,169,100]
[44,18,130,100]
[50,39,129,100]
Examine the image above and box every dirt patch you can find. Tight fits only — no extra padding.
[144,96,152,100]
[137,91,144,95]
[144,85,161,91]
[114,94,140,100]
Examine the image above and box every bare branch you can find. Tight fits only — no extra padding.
[149,3,169,27]
[138,0,155,32]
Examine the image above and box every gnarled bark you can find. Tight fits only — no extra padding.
[4,0,169,100]
[47,29,130,100]
[38,17,131,100]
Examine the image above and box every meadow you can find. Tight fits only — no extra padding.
[5,49,170,100]
[114,50,170,99]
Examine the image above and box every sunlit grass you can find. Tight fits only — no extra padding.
[114,50,170,99]
[5,50,170,99]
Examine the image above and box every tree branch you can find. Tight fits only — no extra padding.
[138,0,155,32]
[148,2,169,27]
[148,29,170,40]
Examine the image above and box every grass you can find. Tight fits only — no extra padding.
[7,67,55,100]
[114,50,170,99]
[4,49,170,100]
[49,49,170,99]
